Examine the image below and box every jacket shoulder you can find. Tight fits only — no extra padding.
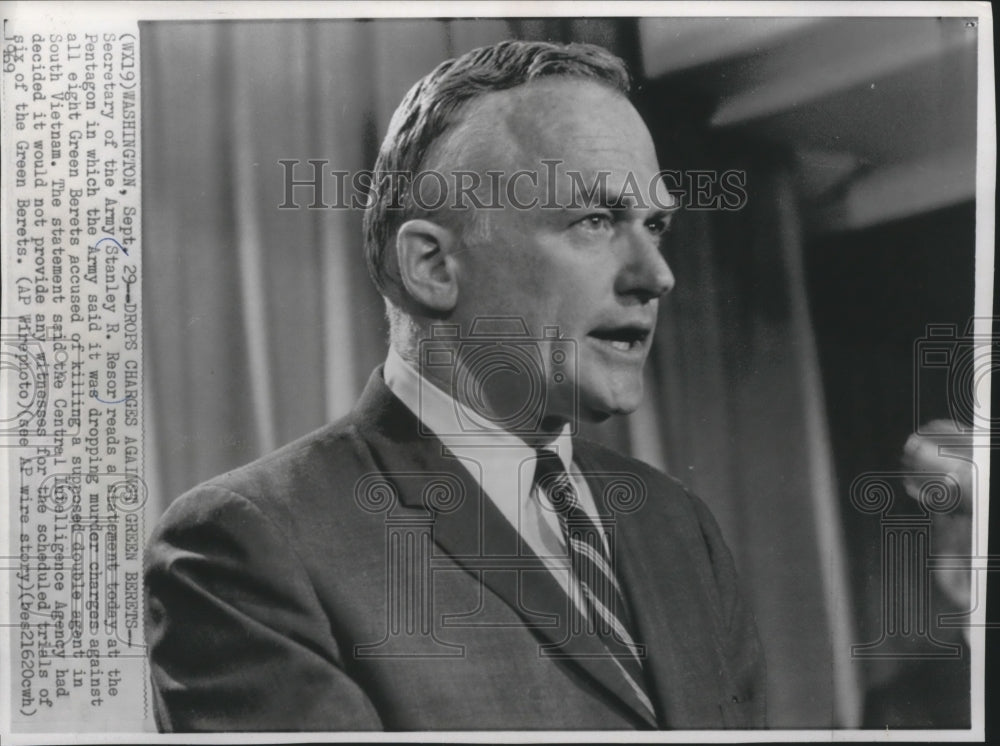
[158,416,374,532]
[574,436,695,508]
[574,436,735,566]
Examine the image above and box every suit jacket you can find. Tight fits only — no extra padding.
[145,367,766,731]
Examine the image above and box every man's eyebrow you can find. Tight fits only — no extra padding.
[654,207,676,225]
[566,179,681,213]
[599,189,680,215]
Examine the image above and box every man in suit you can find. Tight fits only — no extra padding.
[145,39,766,731]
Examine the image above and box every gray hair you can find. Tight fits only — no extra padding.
[362,39,631,303]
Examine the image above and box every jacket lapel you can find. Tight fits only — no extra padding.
[351,368,658,728]
[575,442,728,727]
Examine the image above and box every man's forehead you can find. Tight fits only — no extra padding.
[501,80,652,159]
[438,78,659,176]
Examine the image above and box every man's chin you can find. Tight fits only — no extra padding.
[578,388,644,422]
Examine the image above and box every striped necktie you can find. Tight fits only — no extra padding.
[532,448,655,721]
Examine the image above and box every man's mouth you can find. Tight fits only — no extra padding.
[587,326,651,353]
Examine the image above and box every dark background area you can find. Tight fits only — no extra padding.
[807,201,976,651]
[806,202,977,726]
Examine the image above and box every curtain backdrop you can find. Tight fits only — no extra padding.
[142,19,859,728]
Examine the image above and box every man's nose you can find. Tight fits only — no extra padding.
[614,225,676,301]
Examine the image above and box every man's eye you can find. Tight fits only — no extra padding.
[646,218,671,237]
[575,214,613,232]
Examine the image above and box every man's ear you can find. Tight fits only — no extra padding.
[395,219,460,312]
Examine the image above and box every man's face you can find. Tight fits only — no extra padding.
[431,78,676,426]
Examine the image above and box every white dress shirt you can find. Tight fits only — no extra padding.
[383,346,605,617]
